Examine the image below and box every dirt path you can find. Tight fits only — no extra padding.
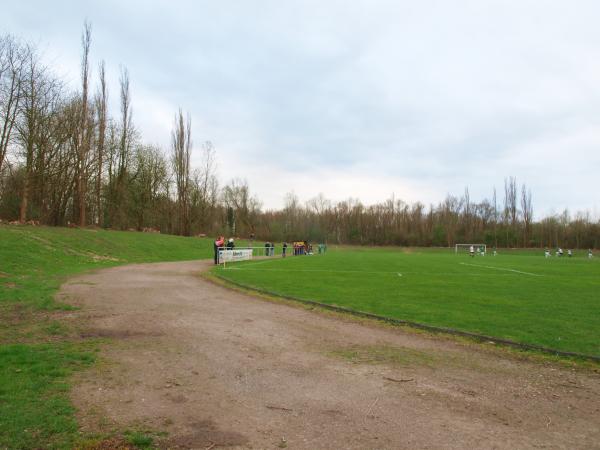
[61,260,600,449]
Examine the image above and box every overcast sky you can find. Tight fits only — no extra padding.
[4,1,600,216]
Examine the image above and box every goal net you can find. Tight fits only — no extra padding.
[455,244,487,255]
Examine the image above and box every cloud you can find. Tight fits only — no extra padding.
[4,0,600,215]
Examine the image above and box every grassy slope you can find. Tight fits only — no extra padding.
[0,225,214,449]
[214,246,600,356]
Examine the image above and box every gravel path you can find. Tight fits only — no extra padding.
[61,260,600,449]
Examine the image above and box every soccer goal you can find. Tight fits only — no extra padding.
[455,244,486,255]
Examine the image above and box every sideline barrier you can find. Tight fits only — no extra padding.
[218,248,253,264]
[217,244,318,266]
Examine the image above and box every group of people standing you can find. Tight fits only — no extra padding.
[545,248,594,258]
[213,236,235,264]
[213,236,327,264]
[264,241,276,256]
[292,241,317,255]
[264,241,311,257]
[468,245,486,257]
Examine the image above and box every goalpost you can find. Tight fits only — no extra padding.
[455,243,487,255]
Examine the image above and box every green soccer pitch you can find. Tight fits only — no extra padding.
[214,247,600,357]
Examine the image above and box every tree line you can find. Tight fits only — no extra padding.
[1,27,598,249]
[0,25,221,235]
[253,183,600,249]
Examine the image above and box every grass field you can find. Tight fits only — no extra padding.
[214,246,600,357]
[0,225,214,449]
[2,226,598,447]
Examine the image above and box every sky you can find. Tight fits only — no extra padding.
[3,0,600,217]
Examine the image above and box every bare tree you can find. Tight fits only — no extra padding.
[17,47,57,222]
[503,176,518,246]
[306,193,330,215]
[0,35,27,175]
[109,66,134,228]
[189,141,218,232]
[118,67,133,177]
[170,108,192,235]
[42,95,79,225]
[521,183,533,247]
[492,186,498,248]
[463,187,471,241]
[222,178,261,236]
[283,191,299,236]
[131,144,168,230]
[74,21,92,226]
[94,59,107,225]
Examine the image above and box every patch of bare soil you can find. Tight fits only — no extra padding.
[62,261,600,449]
[78,436,134,450]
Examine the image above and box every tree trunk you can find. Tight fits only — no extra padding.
[78,21,92,227]
[19,167,30,222]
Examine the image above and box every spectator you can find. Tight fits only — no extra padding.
[214,236,225,264]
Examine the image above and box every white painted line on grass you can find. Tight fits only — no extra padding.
[223,267,403,276]
[459,262,543,277]
[241,258,280,267]
[223,266,535,277]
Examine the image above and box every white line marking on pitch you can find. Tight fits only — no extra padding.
[230,256,307,269]
[241,259,279,267]
[459,262,543,277]
[223,266,537,278]
[224,267,403,276]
